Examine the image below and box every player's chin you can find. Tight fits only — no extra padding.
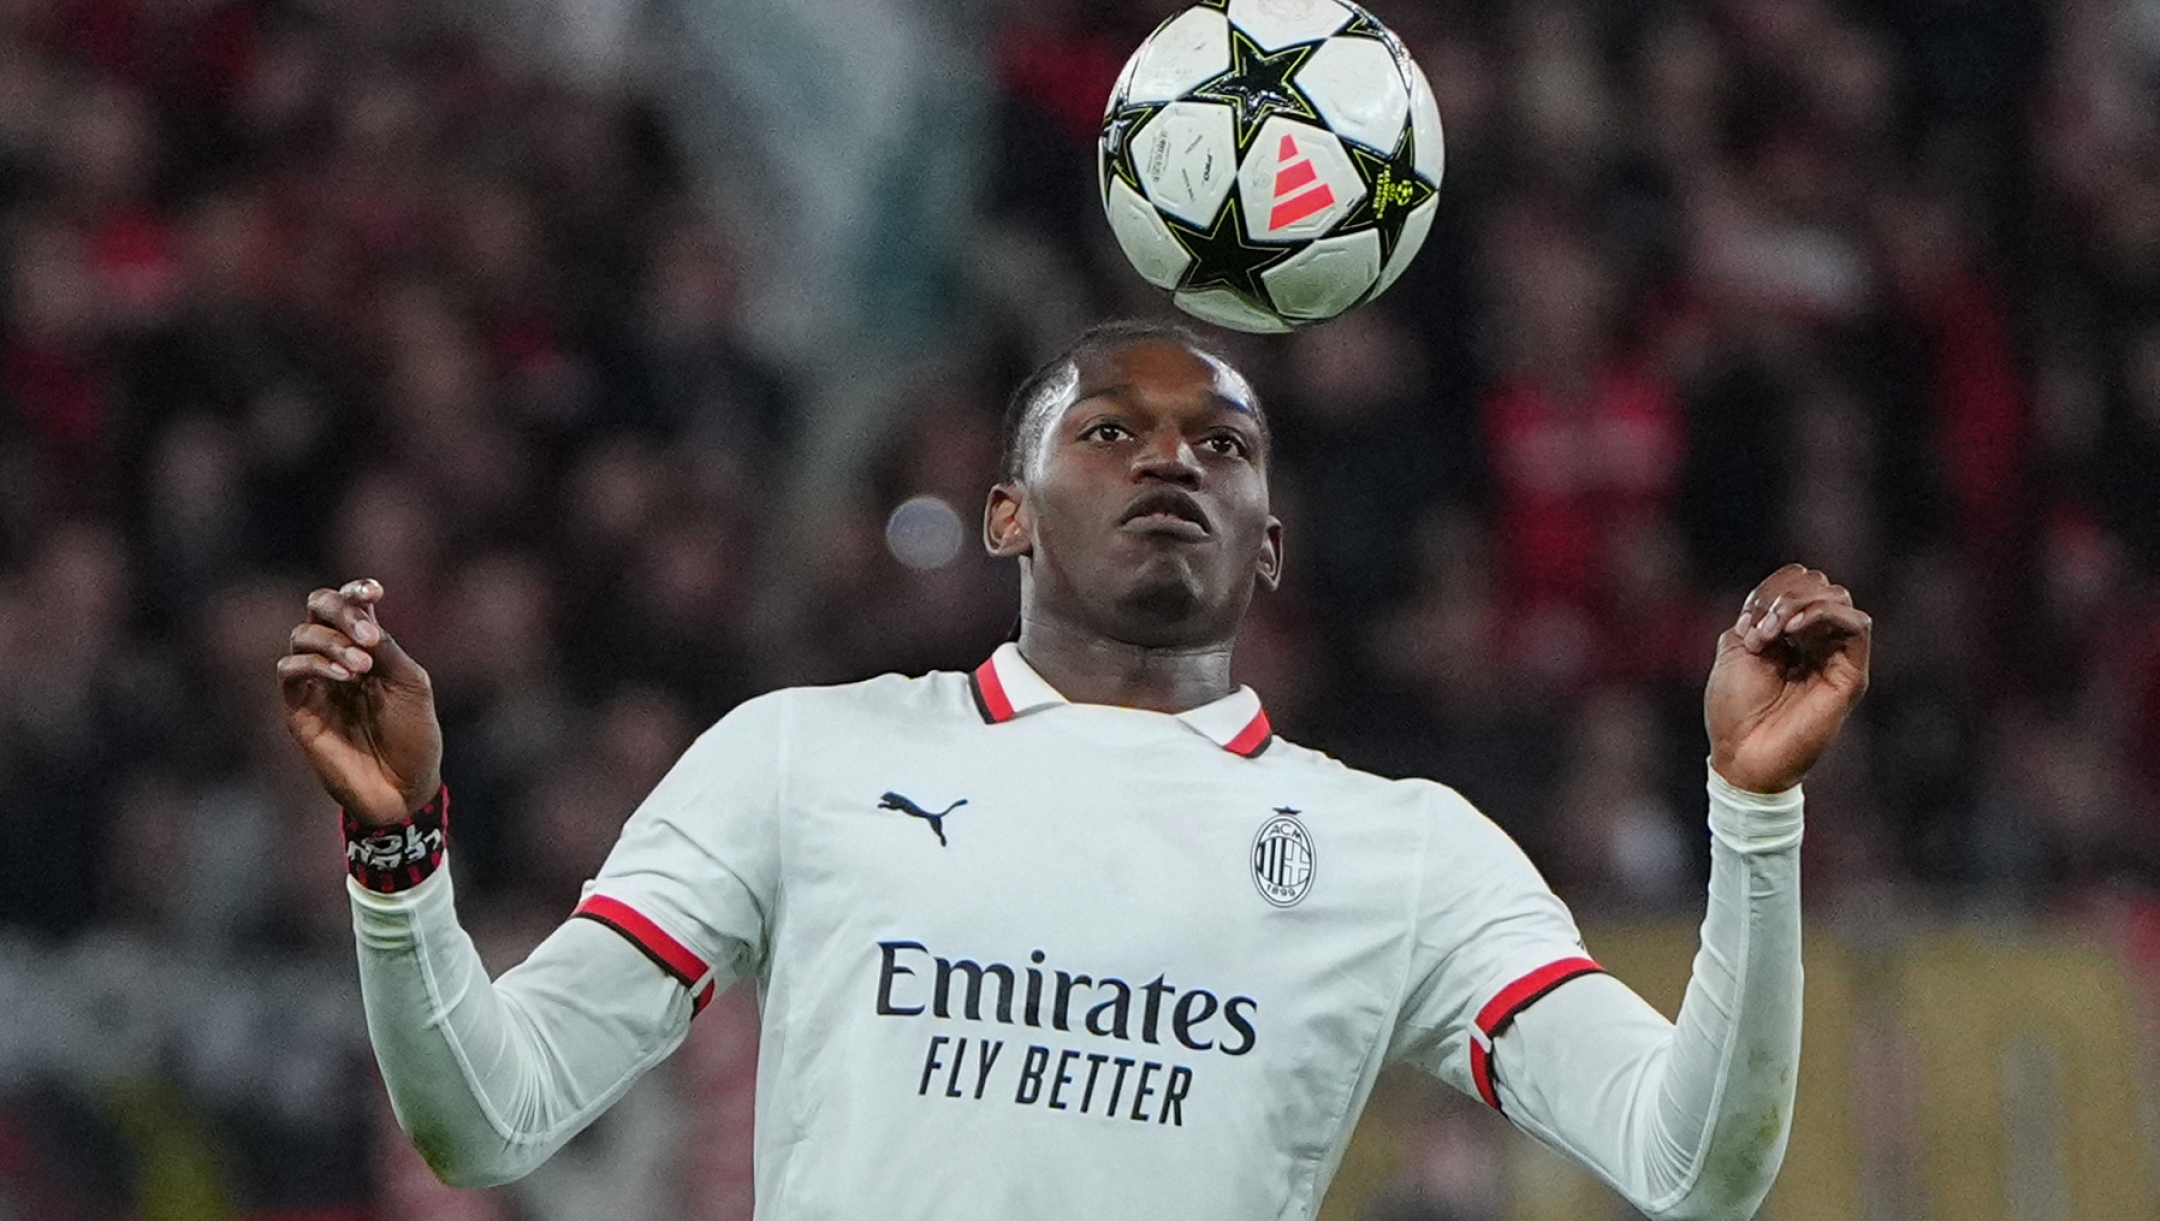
[1107,566,1217,643]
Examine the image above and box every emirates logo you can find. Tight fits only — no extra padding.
[1268,133,1336,231]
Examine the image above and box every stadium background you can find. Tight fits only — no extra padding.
[1,0,2157,1216]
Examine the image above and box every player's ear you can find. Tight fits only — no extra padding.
[1255,516,1283,592]
[985,482,1032,559]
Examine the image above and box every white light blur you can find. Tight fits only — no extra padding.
[885,495,965,571]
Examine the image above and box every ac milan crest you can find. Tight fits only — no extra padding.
[1251,807,1314,907]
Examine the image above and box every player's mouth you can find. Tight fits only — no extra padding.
[1118,489,1211,541]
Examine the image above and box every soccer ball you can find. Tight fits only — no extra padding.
[1098,0,1444,333]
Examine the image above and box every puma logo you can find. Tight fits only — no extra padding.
[878,792,967,847]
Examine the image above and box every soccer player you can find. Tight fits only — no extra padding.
[279,322,1870,1220]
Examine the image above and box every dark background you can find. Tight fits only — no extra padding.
[1,0,2156,1215]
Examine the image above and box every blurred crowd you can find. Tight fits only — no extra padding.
[0,0,2157,1216]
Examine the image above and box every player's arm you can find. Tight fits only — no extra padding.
[1480,775,1801,1221]
[1396,567,1867,1221]
[1505,567,1864,1220]
[279,581,738,1187]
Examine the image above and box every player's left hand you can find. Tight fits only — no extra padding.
[1704,564,1872,794]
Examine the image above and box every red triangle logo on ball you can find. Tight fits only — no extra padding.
[1269,133,1335,231]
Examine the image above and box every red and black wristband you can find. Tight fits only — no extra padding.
[343,785,450,893]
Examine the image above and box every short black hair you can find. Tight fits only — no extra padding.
[997,319,1267,483]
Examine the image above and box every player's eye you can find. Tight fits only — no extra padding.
[1082,421,1132,443]
[1202,434,1251,459]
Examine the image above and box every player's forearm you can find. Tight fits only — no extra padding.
[1646,773,1803,1219]
[1499,769,1802,1221]
[350,867,694,1187]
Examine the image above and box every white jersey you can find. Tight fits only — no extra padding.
[350,645,1806,1221]
[580,643,1591,1214]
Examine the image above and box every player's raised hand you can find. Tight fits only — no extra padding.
[277,579,443,829]
[1704,564,1872,794]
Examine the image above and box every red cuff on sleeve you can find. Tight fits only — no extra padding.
[573,895,717,1015]
[1470,956,1604,1111]
[343,785,450,894]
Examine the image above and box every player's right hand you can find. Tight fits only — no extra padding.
[278,579,444,829]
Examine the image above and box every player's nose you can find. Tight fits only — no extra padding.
[1130,429,1201,485]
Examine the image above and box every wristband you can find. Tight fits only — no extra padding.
[343,785,449,893]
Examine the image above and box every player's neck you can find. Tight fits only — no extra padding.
[1014,617,1236,715]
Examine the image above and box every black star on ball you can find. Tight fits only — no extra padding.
[1339,125,1438,265]
[1101,98,1166,196]
[1168,195,1294,308]
[1189,29,1322,151]
[1339,9,1393,42]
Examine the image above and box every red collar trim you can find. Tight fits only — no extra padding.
[967,644,1274,757]
[1224,708,1274,758]
[969,657,1015,723]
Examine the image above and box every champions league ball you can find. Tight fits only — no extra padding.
[1099,0,1444,333]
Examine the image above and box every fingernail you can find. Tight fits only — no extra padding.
[344,649,370,670]
[353,621,377,645]
[327,663,352,680]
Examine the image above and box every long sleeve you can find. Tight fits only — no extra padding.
[1490,769,1804,1221]
[349,695,785,1187]
[349,866,699,1187]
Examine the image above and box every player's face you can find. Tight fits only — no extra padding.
[988,339,1283,648]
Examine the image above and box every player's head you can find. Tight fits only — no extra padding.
[985,321,1283,650]
[996,321,1272,483]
